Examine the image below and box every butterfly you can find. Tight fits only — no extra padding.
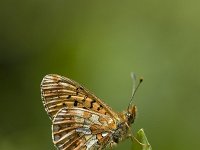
[41,74,143,150]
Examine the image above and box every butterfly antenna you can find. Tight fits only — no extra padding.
[128,72,143,110]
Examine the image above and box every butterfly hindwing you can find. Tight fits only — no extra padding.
[52,107,115,150]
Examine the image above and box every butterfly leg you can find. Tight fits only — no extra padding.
[109,142,115,149]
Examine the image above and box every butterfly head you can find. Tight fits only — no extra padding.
[126,104,137,124]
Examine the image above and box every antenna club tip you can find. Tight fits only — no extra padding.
[139,77,144,82]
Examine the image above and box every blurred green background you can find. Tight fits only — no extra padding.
[1,0,200,150]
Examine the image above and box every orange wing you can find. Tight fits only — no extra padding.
[41,74,119,121]
[52,107,115,150]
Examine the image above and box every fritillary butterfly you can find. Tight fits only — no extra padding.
[41,74,143,150]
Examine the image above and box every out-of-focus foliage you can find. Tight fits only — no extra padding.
[0,0,200,150]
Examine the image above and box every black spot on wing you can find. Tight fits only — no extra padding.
[74,100,78,106]
[89,100,96,109]
[67,95,71,99]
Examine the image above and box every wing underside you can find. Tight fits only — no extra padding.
[40,74,120,149]
[52,108,114,150]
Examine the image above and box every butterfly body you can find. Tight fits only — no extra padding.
[41,74,137,150]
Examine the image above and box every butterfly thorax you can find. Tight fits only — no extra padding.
[112,121,129,144]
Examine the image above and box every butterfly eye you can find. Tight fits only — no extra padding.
[127,114,135,124]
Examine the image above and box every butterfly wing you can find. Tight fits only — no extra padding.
[41,74,119,120]
[52,107,115,150]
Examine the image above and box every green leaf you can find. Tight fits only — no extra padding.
[131,128,152,150]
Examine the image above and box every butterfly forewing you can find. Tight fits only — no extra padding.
[41,74,118,120]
